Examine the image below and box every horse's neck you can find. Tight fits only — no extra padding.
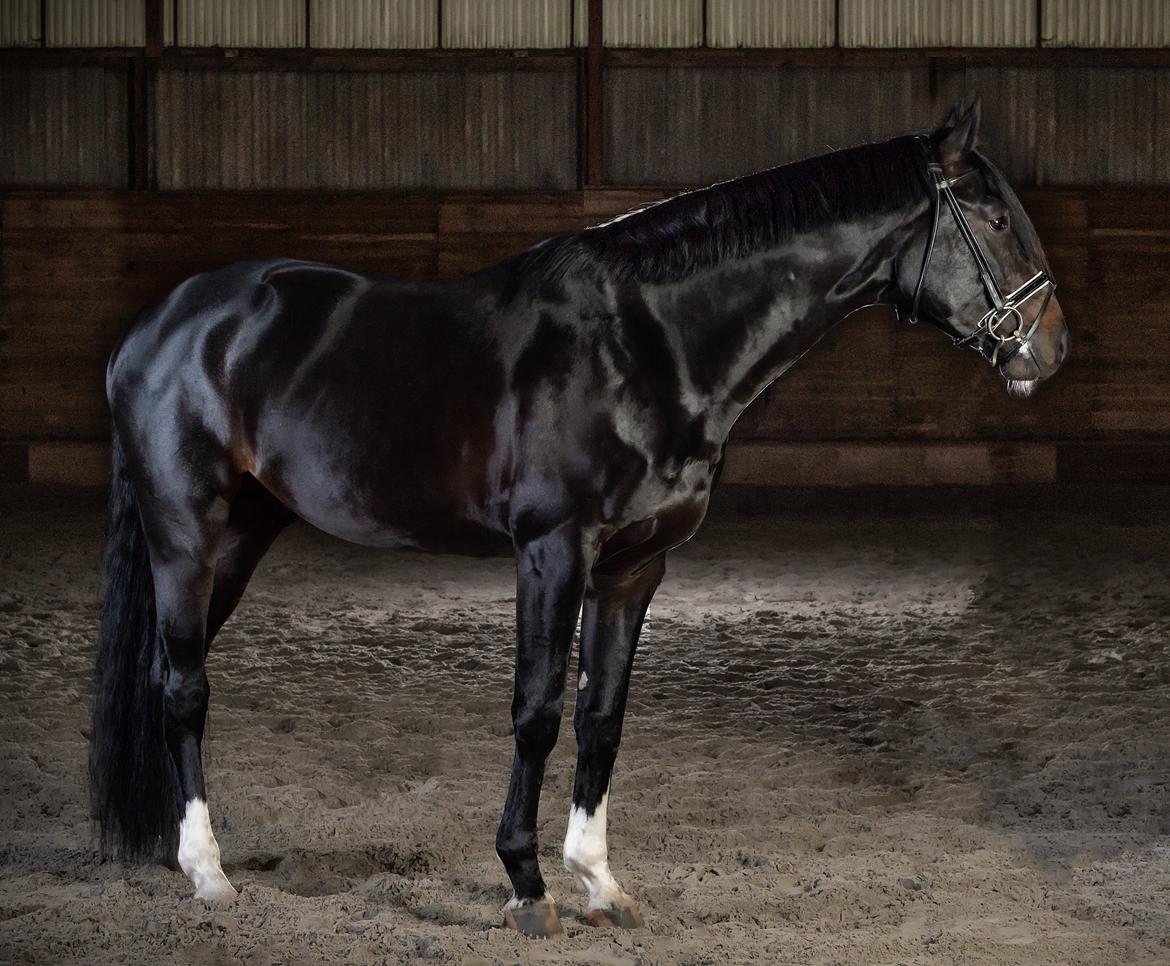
[639,213,907,440]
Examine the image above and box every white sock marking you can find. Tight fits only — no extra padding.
[563,794,628,910]
[178,798,237,902]
[504,891,554,910]
[578,670,588,691]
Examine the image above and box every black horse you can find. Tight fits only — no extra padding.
[92,102,1067,936]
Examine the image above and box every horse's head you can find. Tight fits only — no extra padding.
[896,99,1068,397]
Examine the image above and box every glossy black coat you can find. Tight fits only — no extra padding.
[93,112,1067,930]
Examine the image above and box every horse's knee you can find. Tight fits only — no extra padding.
[512,697,562,759]
[495,825,538,867]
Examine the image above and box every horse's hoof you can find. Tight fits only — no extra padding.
[194,876,238,904]
[586,899,644,929]
[503,897,563,938]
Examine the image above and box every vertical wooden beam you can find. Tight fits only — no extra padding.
[132,1,164,189]
[585,0,603,186]
[128,55,149,188]
[436,0,444,48]
[145,0,163,57]
[39,0,46,47]
[701,0,708,48]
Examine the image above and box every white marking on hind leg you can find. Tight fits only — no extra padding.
[563,794,629,911]
[178,799,237,902]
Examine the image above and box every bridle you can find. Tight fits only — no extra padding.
[904,139,1056,367]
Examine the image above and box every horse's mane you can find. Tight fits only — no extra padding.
[506,135,928,292]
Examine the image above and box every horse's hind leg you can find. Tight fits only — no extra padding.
[137,465,237,901]
[205,478,295,649]
[564,553,664,928]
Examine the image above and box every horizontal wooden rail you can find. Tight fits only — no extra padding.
[9,440,1170,488]
[4,46,1170,71]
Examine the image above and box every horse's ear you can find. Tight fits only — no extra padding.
[938,96,980,171]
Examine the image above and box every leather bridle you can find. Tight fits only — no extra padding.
[904,140,1056,368]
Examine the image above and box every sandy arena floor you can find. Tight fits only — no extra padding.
[1,485,1169,965]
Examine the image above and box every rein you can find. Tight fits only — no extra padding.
[905,140,1055,367]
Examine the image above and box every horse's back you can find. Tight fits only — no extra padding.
[107,257,515,551]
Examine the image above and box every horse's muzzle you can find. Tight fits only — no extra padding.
[999,292,1069,388]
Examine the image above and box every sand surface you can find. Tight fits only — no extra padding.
[1,485,1169,965]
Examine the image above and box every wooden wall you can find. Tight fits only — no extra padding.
[605,64,1170,185]
[3,185,1170,486]
[154,68,580,189]
[5,61,1170,190]
[3,48,1170,486]
[0,65,129,185]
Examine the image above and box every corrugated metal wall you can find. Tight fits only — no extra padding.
[176,0,305,47]
[45,0,144,46]
[3,1,1170,48]
[0,67,128,184]
[605,0,703,47]
[443,0,573,48]
[1043,0,1170,47]
[840,0,1036,47]
[154,69,578,188]
[0,0,40,47]
[707,0,836,48]
[310,0,437,48]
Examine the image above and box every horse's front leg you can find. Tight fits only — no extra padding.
[564,553,665,928]
[496,521,588,938]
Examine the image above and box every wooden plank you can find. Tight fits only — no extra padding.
[721,441,1058,486]
[603,47,1170,69]
[1,186,1169,475]
[5,46,1170,73]
[585,0,604,186]
[144,0,163,59]
[1057,444,1170,484]
[0,444,28,484]
[27,442,110,486]
[153,69,579,190]
[438,197,585,234]
[20,440,1170,488]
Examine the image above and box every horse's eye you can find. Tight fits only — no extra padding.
[989,215,1010,233]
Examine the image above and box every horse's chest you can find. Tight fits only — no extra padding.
[594,468,712,578]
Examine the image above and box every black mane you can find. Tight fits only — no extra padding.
[507,135,929,292]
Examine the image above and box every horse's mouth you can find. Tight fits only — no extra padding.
[1004,377,1037,398]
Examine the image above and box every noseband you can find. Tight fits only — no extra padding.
[905,141,1055,367]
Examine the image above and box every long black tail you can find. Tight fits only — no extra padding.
[90,429,180,862]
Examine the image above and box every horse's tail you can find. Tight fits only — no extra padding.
[90,427,180,862]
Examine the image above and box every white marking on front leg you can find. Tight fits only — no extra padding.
[578,670,588,691]
[563,794,628,910]
[504,891,555,910]
[178,799,237,903]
